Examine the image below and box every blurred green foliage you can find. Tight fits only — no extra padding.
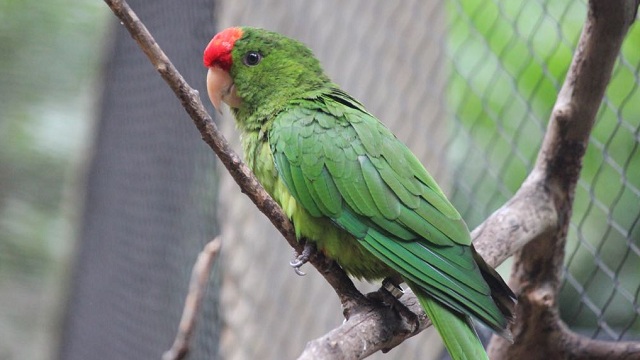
[0,0,108,358]
[447,0,640,339]
[0,0,108,271]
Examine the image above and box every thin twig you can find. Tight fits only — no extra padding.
[163,238,222,360]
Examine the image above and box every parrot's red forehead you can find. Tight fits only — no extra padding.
[203,27,244,70]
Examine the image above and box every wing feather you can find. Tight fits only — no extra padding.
[270,92,509,331]
[362,229,506,328]
[359,155,400,220]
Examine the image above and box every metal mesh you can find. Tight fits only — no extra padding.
[59,0,220,359]
[62,0,639,359]
[216,0,640,358]
[560,52,640,339]
[216,2,448,359]
[444,0,640,344]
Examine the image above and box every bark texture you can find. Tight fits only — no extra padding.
[488,1,640,359]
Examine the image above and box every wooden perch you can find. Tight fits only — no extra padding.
[102,0,366,313]
[488,1,640,358]
[163,238,222,360]
[102,0,640,358]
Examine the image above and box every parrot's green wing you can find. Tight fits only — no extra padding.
[270,89,511,334]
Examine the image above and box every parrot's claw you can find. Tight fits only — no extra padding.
[289,242,316,276]
[382,278,405,299]
[369,278,419,336]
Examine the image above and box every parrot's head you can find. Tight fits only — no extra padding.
[203,27,330,119]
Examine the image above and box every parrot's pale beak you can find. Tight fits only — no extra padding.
[206,66,242,114]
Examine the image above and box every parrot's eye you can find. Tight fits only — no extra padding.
[243,51,263,66]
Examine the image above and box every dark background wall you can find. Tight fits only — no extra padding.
[59,1,221,359]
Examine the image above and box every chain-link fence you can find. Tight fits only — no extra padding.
[445,0,640,343]
[60,0,639,359]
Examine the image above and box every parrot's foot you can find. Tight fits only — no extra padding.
[368,278,420,336]
[382,277,405,299]
[289,241,316,276]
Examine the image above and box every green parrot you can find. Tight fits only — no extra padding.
[203,27,516,360]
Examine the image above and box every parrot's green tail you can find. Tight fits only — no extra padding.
[410,283,489,360]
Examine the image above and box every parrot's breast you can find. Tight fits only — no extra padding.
[243,132,393,280]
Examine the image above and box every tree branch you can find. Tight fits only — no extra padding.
[102,0,640,358]
[163,238,222,360]
[489,1,640,359]
[102,0,365,312]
